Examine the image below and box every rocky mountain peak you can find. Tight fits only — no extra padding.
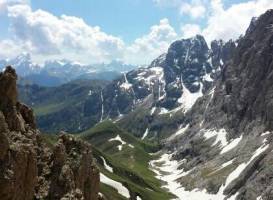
[0,66,18,107]
[0,66,100,200]
[156,10,273,200]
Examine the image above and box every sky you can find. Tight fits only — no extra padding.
[0,0,272,65]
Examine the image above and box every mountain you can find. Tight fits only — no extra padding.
[0,66,100,200]
[0,53,40,76]
[20,34,235,134]
[94,60,138,72]
[1,55,135,87]
[13,9,273,200]
[151,10,273,200]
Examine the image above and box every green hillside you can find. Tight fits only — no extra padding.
[80,121,174,200]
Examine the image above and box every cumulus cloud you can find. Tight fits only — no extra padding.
[0,0,28,14]
[125,18,178,64]
[202,0,273,43]
[0,39,23,58]
[6,4,125,64]
[180,0,206,19]
[155,0,273,44]
[1,3,179,65]
[181,23,201,38]
[2,0,273,65]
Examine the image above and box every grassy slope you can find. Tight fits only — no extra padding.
[80,121,174,200]
[19,80,109,133]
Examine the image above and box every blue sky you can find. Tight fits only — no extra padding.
[33,0,194,43]
[0,0,272,65]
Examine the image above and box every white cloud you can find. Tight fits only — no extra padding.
[1,4,179,65]
[153,0,181,7]
[181,23,201,38]
[6,4,125,64]
[125,18,178,64]
[154,0,207,19]
[0,39,23,58]
[202,0,273,43]
[1,0,273,65]
[180,0,206,19]
[0,0,28,14]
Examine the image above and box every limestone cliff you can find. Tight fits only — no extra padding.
[0,66,100,200]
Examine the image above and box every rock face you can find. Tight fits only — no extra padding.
[162,9,273,200]
[0,66,100,200]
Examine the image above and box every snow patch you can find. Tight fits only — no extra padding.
[149,153,227,200]
[158,107,169,115]
[100,173,130,198]
[203,73,213,82]
[203,129,228,147]
[150,107,157,115]
[150,147,267,200]
[223,144,269,189]
[175,124,189,136]
[141,128,149,140]
[177,79,203,113]
[100,156,113,173]
[109,135,127,151]
[100,91,104,122]
[120,73,133,90]
[261,131,271,136]
[136,196,142,200]
[221,159,234,168]
[221,135,242,154]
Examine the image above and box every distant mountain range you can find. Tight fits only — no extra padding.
[0,54,137,86]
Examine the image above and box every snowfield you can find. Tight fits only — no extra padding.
[150,140,269,200]
[100,173,130,198]
[177,80,203,113]
[149,153,229,200]
[120,73,133,90]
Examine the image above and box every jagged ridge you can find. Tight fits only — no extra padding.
[0,66,100,200]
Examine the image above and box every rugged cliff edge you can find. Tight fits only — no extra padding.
[0,66,100,199]
[160,10,273,200]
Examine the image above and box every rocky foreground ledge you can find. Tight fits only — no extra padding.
[0,66,100,200]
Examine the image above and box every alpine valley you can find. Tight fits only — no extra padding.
[2,8,273,200]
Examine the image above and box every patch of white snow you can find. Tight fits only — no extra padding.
[221,135,243,154]
[203,129,228,147]
[177,79,203,113]
[100,91,104,122]
[100,173,130,198]
[150,107,157,115]
[109,135,127,151]
[141,128,149,140]
[159,107,169,115]
[100,156,113,173]
[224,144,269,188]
[175,124,190,136]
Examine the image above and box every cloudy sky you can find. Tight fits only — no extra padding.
[0,0,272,65]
